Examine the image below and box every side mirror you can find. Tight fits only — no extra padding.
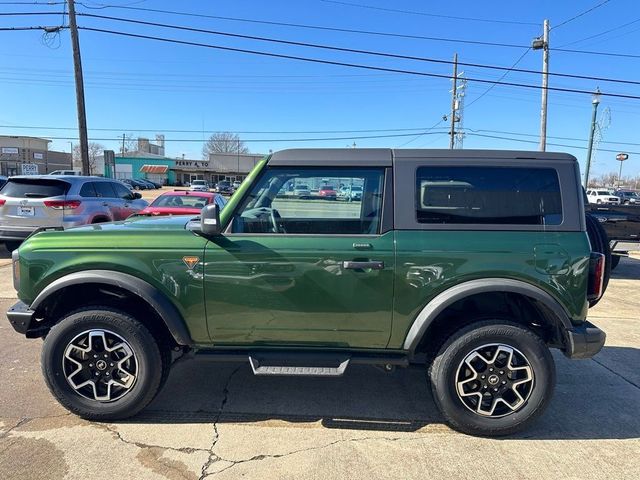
[133,192,142,199]
[200,203,221,236]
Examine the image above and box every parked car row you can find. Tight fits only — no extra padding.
[586,188,640,205]
[121,178,162,190]
[0,175,220,252]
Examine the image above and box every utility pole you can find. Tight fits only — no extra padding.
[583,88,601,189]
[449,53,458,150]
[532,20,550,151]
[121,134,126,156]
[67,0,90,175]
[454,75,467,149]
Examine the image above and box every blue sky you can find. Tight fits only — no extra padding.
[1,0,639,178]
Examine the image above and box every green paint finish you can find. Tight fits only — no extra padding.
[219,158,267,228]
[388,230,591,348]
[203,232,394,348]
[17,216,211,342]
[14,157,592,351]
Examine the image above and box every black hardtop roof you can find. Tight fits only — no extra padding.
[268,148,577,167]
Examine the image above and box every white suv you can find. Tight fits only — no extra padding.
[586,189,621,205]
[190,180,209,192]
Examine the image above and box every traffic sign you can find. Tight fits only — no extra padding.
[616,153,629,161]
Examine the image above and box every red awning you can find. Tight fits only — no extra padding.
[140,165,168,174]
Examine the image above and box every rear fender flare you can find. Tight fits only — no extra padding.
[403,278,573,352]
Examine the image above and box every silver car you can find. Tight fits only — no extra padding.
[0,176,148,251]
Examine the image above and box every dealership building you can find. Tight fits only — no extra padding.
[0,135,72,176]
[172,152,265,185]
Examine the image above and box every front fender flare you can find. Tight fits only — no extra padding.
[31,269,193,345]
[402,278,574,352]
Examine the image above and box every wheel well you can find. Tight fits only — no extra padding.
[415,291,564,360]
[91,216,110,224]
[33,283,178,349]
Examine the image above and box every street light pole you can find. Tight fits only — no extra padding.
[583,88,601,189]
[616,153,629,189]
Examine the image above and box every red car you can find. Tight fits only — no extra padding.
[137,190,227,216]
[318,185,337,199]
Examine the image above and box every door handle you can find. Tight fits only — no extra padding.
[102,202,109,207]
[342,260,384,270]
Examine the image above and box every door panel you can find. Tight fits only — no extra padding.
[204,232,394,348]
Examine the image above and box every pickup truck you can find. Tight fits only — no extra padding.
[586,203,640,269]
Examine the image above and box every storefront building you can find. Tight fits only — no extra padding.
[105,156,176,185]
[172,153,265,186]
[0,135,72,176]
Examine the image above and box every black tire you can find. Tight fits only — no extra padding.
[41,307,169,421]
[585,213,611,307]
[429,320,555,437]
[4,240,22,252]
[611,255,621,270]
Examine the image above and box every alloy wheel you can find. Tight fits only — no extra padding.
[62,329,138,402]
[455,343,534,417]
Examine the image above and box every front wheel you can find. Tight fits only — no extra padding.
[429,320,555,436]
[41,307,169,421]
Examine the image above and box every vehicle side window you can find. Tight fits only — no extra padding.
[79,182,97,198]
[112,182,133,199]
[231,167,385,235]
[93,182,117,198]
[415,166,562,226]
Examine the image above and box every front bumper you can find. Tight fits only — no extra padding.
[564,320,606,359]
[7,300,35,335]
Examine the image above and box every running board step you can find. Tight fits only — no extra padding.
[248,354,350,377]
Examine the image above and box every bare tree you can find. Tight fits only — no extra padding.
[73,142,104,175]
[120,134,138,155]
[202,132,249,159]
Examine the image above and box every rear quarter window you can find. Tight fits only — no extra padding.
[0,179,70,198]
[416,166,562,226]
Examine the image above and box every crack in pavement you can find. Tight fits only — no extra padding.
[198,365,243,480]
[205,433,436,477]
[0,418,33,440]
[101,424,211,455]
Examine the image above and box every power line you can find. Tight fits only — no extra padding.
[0,131,452,143]
[0,124,439,134]
[466,48,531,108]
[0,25,64,31]
[552,0,611,30]
[77,26,640,101]
[558,16,640,47]
[319,0,538,26]
[466,132,640,156]
[395,120,445,148]
[552,46,640,59]
[75,13,640,87]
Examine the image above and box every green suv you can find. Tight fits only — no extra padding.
[7,149,606,436]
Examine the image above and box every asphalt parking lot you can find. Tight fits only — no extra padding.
[0,240,638,479]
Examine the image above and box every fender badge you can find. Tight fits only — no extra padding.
[183,256,200,269]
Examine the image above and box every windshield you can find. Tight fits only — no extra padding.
[192,180,207,185]
[321,185,335,190]
[152,194,210,208]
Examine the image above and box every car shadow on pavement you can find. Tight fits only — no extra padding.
[0,244,11,260]
[611,255,640,279]
[133,346,640,440]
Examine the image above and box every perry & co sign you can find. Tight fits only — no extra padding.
[175,160,210,170]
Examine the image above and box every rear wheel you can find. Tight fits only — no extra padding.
[41,307,169,421]
[429,320,555,436]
